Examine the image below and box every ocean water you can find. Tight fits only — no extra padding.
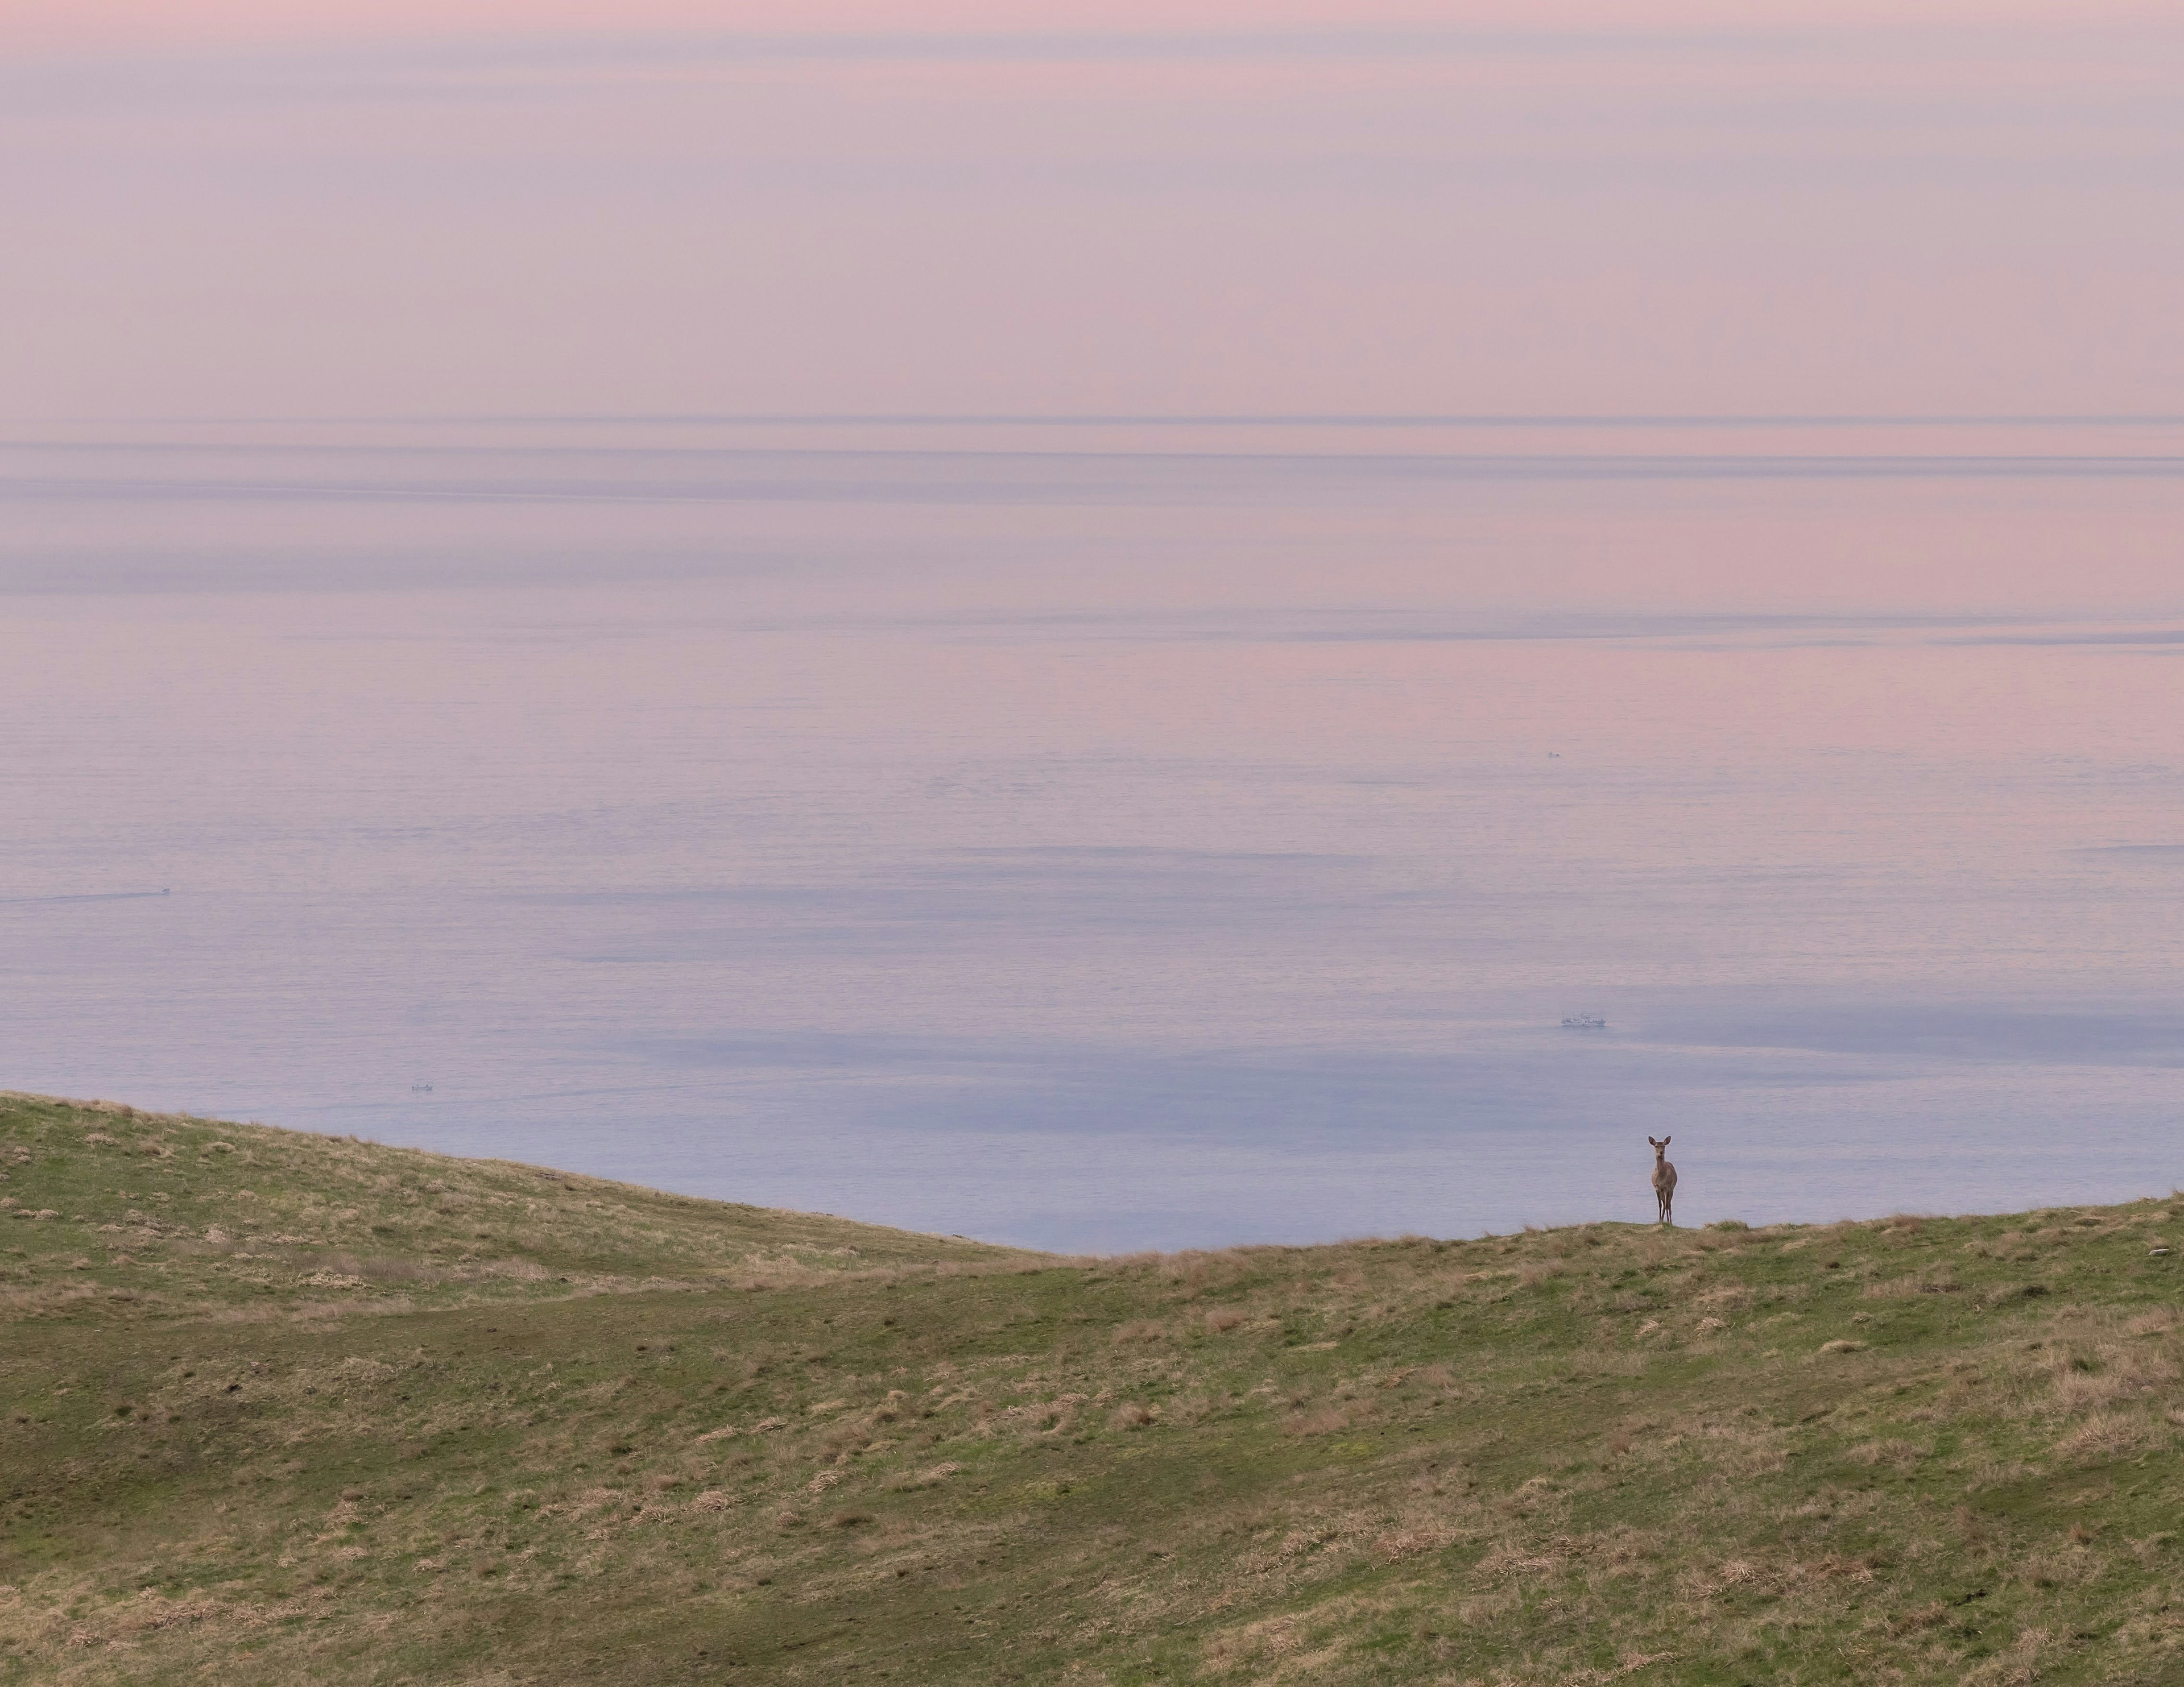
[4,416,2182,1251]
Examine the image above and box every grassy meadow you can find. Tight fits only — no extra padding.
[3,1091,2182,1684]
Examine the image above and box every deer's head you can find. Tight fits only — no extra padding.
[1647,1135,1672,1158]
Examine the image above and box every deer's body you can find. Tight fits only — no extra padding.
[1648,1135,1677,1225]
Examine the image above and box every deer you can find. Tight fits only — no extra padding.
[1648,1135,1677,1226]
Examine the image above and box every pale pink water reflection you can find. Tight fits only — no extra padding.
[2,419,2181,1247]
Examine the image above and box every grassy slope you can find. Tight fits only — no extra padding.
[2,1096,2182,1685]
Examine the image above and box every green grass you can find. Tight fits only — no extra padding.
[3,1092,2182,1685]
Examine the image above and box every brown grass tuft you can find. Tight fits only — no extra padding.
[2054,1410,2167,1464]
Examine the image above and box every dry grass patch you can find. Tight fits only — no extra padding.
[2054,1411,2169,1464]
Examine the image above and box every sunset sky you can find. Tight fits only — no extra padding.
[6,1,2181,418]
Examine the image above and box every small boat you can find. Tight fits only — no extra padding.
[1560,1014,1607,1030]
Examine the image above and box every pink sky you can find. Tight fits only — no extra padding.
[4,2,2180,416]
[13,1,2182,45]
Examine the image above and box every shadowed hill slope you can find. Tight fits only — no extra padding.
[3,1093,2182,1685]
[0,1092,1014,1313]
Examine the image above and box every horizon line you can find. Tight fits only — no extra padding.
[22,412,2184,430]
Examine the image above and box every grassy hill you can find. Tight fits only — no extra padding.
[2,1093,2182,1685]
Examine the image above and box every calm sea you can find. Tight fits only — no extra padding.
[4,417,2182,1250]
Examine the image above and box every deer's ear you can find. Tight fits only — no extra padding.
[1647,1137,1658,1147]
[1661,1136,1671,1146]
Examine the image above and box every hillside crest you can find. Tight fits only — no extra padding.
[4,1093,2181,1685]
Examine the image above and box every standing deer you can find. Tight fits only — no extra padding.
[1648,1135,1677,1226]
